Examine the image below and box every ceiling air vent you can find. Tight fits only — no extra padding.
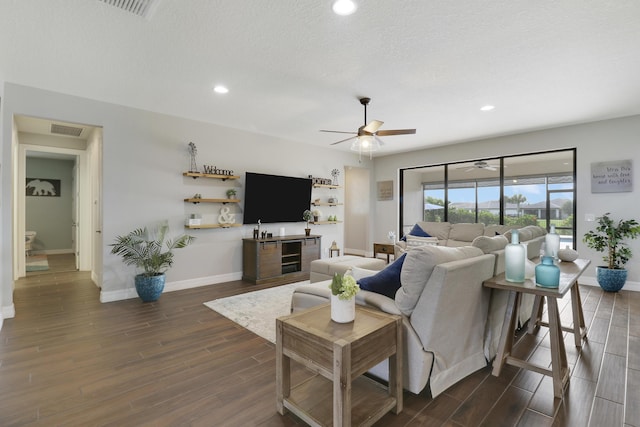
[97,0,160,19]
[50,123,84,137]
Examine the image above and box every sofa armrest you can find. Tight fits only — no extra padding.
[394,241,407,258]
[356,290,402,315]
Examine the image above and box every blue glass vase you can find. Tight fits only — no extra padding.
[535,256,560,288]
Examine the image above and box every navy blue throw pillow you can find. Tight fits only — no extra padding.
[400,224,431,241]
[357,253,406,299]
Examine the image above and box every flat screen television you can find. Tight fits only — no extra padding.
[243,172,312,224]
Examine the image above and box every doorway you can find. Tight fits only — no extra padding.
[12,115,102,283]
[344,166,371,256]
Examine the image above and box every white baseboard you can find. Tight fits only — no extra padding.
[99,271,244,303]
[32,249,75,255]
[344,248,372,257]
[2,303,16,319]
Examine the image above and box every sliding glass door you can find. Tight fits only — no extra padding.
[400,149,576,247]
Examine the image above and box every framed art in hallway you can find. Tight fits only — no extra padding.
[26,178,61,197]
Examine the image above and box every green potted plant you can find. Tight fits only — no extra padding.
[226,188,237,199]
[583,212,640,292]
[110,221,195,302]
[302,209,313,236]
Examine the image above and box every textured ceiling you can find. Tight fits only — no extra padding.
[2,0,640,156]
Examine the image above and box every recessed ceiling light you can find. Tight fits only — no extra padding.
[213,85,229,94]
[332,0,357,16]
[480,105,495,112]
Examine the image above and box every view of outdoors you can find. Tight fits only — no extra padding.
[401,150,576,245]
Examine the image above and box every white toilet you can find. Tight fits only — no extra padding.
[25,231,37,255]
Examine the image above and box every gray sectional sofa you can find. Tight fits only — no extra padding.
[291,222,547,397]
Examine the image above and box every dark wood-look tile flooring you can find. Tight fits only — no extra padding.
[1,268,638,426]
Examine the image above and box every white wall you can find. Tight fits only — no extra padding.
[374,115,640,289]
[1,83,370,309]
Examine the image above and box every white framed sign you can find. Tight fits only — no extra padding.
[591,160,633,193]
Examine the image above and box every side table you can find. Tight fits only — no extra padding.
[483,258,590,398]
[276,304,402,427]
[373,242,395,263]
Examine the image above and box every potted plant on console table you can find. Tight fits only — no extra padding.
[302,209,313,236]
[583,212,640,292]
[110,221,195,302]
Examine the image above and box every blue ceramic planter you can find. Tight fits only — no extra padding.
[596,267,627,292]
[134,273,166,302]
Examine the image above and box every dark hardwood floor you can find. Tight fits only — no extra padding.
[1,262,638,426]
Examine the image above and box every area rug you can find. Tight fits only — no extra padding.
[26,254,49,272]
[204,280,312,343]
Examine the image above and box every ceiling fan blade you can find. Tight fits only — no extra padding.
[330,135,357,146]
[363,120,384,133]
[320,130,358,135]
[376,128,416,136]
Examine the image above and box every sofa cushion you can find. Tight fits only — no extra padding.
[448,223,485,243]
[357,253,406,299]
[471,234,509,254]
[418,222,451,241]
[350,266,379,281]
[521,225,546,238]
[484,224,515,236]
[401,223,431,241]
[395,245,484,316]
[406,235,439,248]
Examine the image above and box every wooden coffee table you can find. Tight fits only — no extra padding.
[483,258,590,398]
[276,304,402,427]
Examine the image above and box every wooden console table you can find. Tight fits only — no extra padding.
[276,304,402,427]
[242,235,320,285]
[483,258,590,397]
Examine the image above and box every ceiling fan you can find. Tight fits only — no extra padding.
[320,97,416,149]
[460,161,499,171]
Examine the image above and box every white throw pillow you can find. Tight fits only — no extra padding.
[406,236,439,248]
[350,266,379,281]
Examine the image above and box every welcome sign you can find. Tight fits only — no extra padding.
[590,160,633,193]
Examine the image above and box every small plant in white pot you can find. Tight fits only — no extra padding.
[110,221,195,302]
[329,273,359,323]
[226,188,237,199]
[583,212,640,292]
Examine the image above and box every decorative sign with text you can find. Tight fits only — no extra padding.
[377,180,394,201]
[590,160,633,193]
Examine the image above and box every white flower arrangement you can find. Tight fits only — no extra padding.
[329,273,359,300]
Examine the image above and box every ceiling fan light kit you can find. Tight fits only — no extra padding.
[332,0,357,16]
[321,97,416,159]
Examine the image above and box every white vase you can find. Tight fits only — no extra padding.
[545,225,560,260]
[331,294,355,323]
[505,229,525,283]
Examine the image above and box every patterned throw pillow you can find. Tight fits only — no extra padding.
[406,235,439,248]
